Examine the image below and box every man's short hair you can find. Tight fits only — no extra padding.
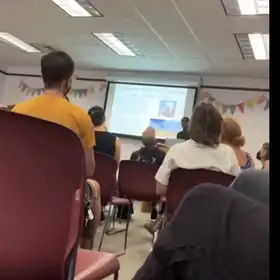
[41,51,75,88]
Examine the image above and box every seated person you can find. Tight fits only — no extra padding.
[176,117,190,140]
[133,184,269,280]
[130,127,166,228]
[260,142,269,169]
[221,117,254,169]
[88,106,121,163]
[130,127,166,166]
[230,169,269,205]
[12,51,101,249]
[155,102,241,196]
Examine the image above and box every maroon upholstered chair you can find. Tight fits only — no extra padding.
[0,110,119,280]
[166,168,235,218]
[92,152,118,206]
[99,160,160,254]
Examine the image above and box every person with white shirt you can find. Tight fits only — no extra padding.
[155,102,241,196]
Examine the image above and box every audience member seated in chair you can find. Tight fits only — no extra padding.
[221,117,254,170]
[176,116,190,140]
[230,169,269,205]
[155,102,241,197]
[260,142,269,169]
[130,127,166,232]
[133,184,269,280]
[88,105,121,163]
[12,51,101,249]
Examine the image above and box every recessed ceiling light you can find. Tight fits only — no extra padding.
[235,33,269,60]
[52,0,103,17]
[93,33,142,56]
[249,33,269,60]
[0,33,40,53]
[222,0,269,15]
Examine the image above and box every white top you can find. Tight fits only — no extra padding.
[155,139,241,186]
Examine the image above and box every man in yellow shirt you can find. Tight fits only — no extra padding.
[13,51,100,249]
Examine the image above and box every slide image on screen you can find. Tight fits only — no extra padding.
[105,83,196,139]
[158,100,177,118]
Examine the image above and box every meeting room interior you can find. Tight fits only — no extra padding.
[0,0,269,280]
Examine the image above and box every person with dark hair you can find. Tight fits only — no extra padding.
[133,184,269,280]
[12,51,101,249]
[221,117,254,169]
[260,142,269,169]
[176,117,190,140]
[88,106,121,163]
[155,102,240,196]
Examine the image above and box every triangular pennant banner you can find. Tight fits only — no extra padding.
[247,98,255,109]
[229,105,236,115]
[237,103,245,113]
[257,94,268,104]
[264,100,269,111]
[221,104,229,114]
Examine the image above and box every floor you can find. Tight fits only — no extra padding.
[94,204,152,280]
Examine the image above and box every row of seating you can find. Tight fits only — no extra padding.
[94,151,235,255]
[0,110,235,279]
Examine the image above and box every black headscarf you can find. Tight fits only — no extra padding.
[133,184,269,280]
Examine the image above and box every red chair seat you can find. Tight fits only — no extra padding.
[111,197,131,205]
[75,249,120,280]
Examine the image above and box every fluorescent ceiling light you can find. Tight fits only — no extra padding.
[0,33,40,53]
[52,0,102,17]
[249,33,269,60]
[93,33,141,56]
[237,0,269,15]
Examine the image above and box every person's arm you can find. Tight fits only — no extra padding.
[228,148,241,176]
[263,160,269,169]
[155,148,176,196]
[114,137,121,163]
[79,113,96,178]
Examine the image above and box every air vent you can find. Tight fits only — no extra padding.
[29,44,57,53]
[235,34,255,59]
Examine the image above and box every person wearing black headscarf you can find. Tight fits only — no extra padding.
[133,184,269,280]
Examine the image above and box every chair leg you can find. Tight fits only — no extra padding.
[113,270,119,280]
[123,204,132,252]
[98,204,113,251]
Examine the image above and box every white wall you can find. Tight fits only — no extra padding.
[0,72,6,102]
[0,67,269,164]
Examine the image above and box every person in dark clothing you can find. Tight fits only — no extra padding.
[131,127,166,223]
[176,117,190,140]
[133,184,269,280]
[88,106,121,163]
[230,169,269,205]
[256,142,270,169]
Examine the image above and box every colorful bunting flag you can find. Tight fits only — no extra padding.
[264,100,269,111]
[201,89,269,115]
[18,81,100,98]
[237,103,245,113]
[229,105,236,115]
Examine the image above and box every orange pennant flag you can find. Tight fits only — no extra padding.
[257,94,267,104]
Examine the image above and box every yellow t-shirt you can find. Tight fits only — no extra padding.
[12,94,95,149]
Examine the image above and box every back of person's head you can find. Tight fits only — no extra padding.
[189,102,223,147]
[261,142,269,161]
[181,117,190,129]
[142,127,157,148]
[88,106,106,126]
[221,117,245,147]
[41,51,75,94]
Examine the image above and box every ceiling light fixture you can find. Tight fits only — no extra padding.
[235,33,269,60]
[93,33,142,56]
[52,0,103,17]
[249,33,269,60]
[222,0,269,15]
[237,0,269,15]
[0,33,40,53]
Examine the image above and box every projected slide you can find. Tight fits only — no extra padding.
[105,83,196,138]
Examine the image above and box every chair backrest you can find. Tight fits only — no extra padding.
[166,168,235,217]
[118,160,160,202]
[0,111,86,280]
[93,152,118,205]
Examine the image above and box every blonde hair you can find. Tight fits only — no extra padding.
[221,117,245,147]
